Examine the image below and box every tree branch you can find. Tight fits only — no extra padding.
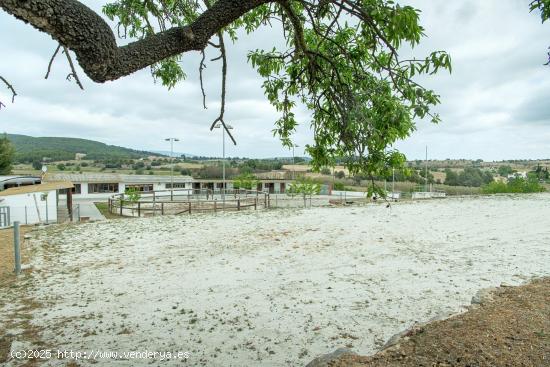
[208,32,236,145]
[45,44,61,79]
[62,47,84,90]
[0,75,17,107]
[0,0,271,83]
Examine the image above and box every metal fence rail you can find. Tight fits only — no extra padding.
[0,206,9,228]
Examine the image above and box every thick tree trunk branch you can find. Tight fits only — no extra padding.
[0,0,270,82]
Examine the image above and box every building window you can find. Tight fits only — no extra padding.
[216,183,224,189]
[71,184,81,194]
[126,184,154,192]
[166,183,187,189]
[88,183,119,193]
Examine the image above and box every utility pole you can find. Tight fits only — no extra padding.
[214,123,233,201]
[425,145,428,192]
[292,144,299,180]
[165,137,180,201]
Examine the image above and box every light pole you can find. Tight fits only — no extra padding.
[213,123,233,200]
[424,145,429,192]
[165,137,179,201]
[292,144,299,180]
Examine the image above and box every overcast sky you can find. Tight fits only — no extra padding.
[1,1,549,160]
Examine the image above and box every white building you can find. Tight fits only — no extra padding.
[45,173,292,199]
[0,181,74,227]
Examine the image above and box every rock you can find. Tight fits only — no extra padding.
[306,348,357,367]
[23,234,32,239]
[471,287,498,305]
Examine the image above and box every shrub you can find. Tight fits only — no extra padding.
[482,177,545,194]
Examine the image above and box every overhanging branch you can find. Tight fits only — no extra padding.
[0,0,271,83]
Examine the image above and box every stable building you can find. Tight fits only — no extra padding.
[45,173,292,198]
[0,181,74,227]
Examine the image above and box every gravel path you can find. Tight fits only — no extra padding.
[2,194,550,366]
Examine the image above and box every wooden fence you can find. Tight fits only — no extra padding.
[108,189,270,217]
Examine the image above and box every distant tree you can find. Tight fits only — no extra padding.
[233,173,259,190]
[0,134,15,175]
[31,160,42,170]
[288,177,321,207]
[56,163,66,171]
[497,165,515,177]
[335,171,346,179]
[320,167,331,175]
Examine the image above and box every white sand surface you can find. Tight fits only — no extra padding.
[3,194,550,366]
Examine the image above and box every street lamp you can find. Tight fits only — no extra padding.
[292,144,299,180]
[213,123,233,200]
[165,137,180,200]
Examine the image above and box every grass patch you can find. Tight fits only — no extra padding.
[94,202,124,220]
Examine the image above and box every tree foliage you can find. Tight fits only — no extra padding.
[444,167,493,187]
[1,1,547,183]
[0,133,15,175]
[233,173,259,190]
[482,176,546,194]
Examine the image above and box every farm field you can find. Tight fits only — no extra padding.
[1,195,550,366]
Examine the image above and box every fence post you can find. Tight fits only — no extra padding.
[138,202,141,217]
[214,200,217,212]
[237,199,240,211]
[120,195,124,216]
[161,202,165,215]
[189,201,192,214]
[13,221,21,275]
[254,198,257,210]
[24,206,27,225]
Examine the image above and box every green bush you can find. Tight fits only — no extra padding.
[482,177,545,194]
[333,182,345,190]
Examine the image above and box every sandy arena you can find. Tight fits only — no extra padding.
[2,194,550,366]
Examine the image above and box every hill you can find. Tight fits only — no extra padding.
[6,134,160,162]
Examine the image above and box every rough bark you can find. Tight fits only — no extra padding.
[0,0,270,82]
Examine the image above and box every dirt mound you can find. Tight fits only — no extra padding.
[313,278,550,367]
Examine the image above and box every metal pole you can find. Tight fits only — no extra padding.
[222,127,226,203]
[292,145,295,180]
[425,145,428,192]
[14,221,21,275]
[170,139,174,201]
[392,168,395,200]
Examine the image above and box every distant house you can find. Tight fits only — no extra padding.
[75,153,87,160]
[507,172,528,180]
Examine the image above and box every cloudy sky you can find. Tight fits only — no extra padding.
[0,1,549,160]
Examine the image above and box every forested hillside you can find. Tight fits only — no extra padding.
[7,134,157,162]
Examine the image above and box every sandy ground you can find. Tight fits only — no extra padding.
[1,194,550,366]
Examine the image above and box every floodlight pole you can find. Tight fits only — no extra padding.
[292,144,299,180]
[425,145,428,192]
[214,124,233,202]
[165,137,180,201]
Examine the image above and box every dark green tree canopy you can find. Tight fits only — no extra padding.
[0,133,15,175]
[0,1,548,190]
